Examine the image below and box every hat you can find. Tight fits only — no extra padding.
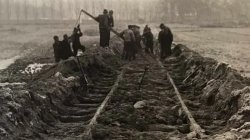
[160,23,165,29]
[128,25,133,29]
[103,9,108,14]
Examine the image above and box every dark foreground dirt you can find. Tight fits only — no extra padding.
[1,38,250,140]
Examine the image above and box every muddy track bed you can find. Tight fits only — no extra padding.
[92,46,250,140]
[39,67,119,140]
[1,44,250,140]
[0,48,125,140]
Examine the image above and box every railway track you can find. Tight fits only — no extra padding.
[25,65,121,140]
[90,53,228,139]
[20,48,228,140]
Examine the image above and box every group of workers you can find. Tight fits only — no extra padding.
[53,24,85,63]
[119,23,173,60]
[53,9,173,63]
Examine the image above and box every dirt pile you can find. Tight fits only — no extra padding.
[170,44,250,139]
[0,44,123,139]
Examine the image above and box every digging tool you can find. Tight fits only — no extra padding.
[76,56,89,89]
[138,65,149,90]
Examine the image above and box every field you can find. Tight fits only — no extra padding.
[0,23,249,77]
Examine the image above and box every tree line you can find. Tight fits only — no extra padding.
[0,0,250,25]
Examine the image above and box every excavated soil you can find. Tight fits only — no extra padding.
[0,39,250,140]
[0,45,123,139]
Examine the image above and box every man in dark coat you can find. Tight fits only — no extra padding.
[143,25,150,44]
[107,10,114,47]
[96,9,109,48]
[143,25,150,35]
[53,36,61,63]
[143,27,154,54]
[158,23,173,59]
[61,34,73,60]
[71,24,85,56]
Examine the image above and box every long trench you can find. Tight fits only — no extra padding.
[17,47,229,140]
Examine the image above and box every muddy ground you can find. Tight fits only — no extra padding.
[0,23,250,139]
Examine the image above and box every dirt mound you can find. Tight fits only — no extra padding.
[0,45,123,139]
[170,44,250,139]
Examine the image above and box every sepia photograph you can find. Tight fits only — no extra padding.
[0,0,250,139]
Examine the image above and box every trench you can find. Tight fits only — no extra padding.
[1,43,249,140]
[91,45,249,139]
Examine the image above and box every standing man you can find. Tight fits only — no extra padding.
[132,25,142,53]
[71,24,85,56]
[107,10,114,47]
[108,10,114,28]
[143,27,154,54]
[61,34,73,60]
[53,36,61,63]
[158,23,173,59]
[143,25,150,35]
[96,9,109,48]
[120,25,136,60]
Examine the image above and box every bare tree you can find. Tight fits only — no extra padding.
[41,0,46,19]
[15,0,21,21]
[7,0,11,21]
[74,0,81,19]
[24,0,28,20]
[33,0,38,21]
[0,0,2,20]
[59,0,63,20]
[50,0,55,20]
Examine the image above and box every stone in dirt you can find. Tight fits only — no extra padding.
[134,101,147,109]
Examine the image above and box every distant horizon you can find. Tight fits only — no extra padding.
[1,0,250,24]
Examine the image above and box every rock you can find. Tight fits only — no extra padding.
[134,101,147,109]
[148,124,177,132]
